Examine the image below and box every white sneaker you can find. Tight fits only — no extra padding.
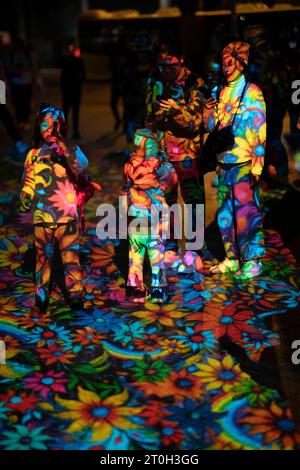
[210,258,240,274]
[234,260,263,280]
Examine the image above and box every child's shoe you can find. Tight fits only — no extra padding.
[178,250,203,274]
[164,250,181,270]
[126,286,146,303]
[35,298,48,314]
[234,260,263,281]
[147,287,168,304]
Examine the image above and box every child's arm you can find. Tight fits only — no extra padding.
[74,145,89,173]
[20,150,35,211]
[63,143,86,177]
[122,162,132,191]
[157,160,178,192]
[49,138,89,176]
[145,157,160,172]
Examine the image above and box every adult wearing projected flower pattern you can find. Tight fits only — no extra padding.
[145,39,205,273]
[204,41,266,280]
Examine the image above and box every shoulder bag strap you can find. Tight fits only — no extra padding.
[232,82,249,127]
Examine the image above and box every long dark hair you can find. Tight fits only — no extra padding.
[33,102,67,148]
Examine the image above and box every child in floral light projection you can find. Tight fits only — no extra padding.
[123,128,177,304]
[203,41,266,280]
[20,103,89,312]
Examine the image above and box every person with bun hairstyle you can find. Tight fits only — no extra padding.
[203,42,266,280]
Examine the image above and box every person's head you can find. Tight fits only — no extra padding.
[204,54,222,84]
[65,39,81,57]
[243,23,264,44]
[133,129,159,159]
[65,39,76,55]
[222,41,250,82]
[155,38,184,81]
[34,102,66,147]
[0,31,11,46]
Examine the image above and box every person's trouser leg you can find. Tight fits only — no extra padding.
[0,105,21,143]
[217,168,239,259]
[72,88,81,135]
[62,91,71,128]
[147,239,167,288]
[11,84,23,124]
[110,87,122,124]
[164,175,179,252]
[127,232,146,289]
[34,225,55,304]
[174,158,205,251]
[232,165,266,261]
[55,221,83,300]
[21,84,32,123]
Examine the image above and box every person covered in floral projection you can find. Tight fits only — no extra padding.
[123,128,177,304]
[203,41,266,280]
[20,103,89,312]
[145,38,206,273]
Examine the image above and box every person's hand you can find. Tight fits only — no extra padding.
[159,98,181,114]
[155,106,165,118]
[48,133,66,147]
[204,97,217,111]
[250,173,260,187]
[48,134,68,156]
[20,195,32,212]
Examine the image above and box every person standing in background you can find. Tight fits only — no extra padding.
[10,38,34,131]
[0,47,29,163]
[60,41,85,140]
[244,23,289,185]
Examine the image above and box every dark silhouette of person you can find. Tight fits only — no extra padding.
[60,41,85,140]
[0,53,29,161]
[9,38,34,130]
[244,23,290,185]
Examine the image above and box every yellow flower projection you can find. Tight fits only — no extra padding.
[55,387,143,442]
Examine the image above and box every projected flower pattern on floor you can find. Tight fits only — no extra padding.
[0,162,300,450]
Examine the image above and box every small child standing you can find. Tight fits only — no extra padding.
[20,103,89,312]
[123,128,177,304]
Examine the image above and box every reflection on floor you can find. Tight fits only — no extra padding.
[0,152,300,451]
